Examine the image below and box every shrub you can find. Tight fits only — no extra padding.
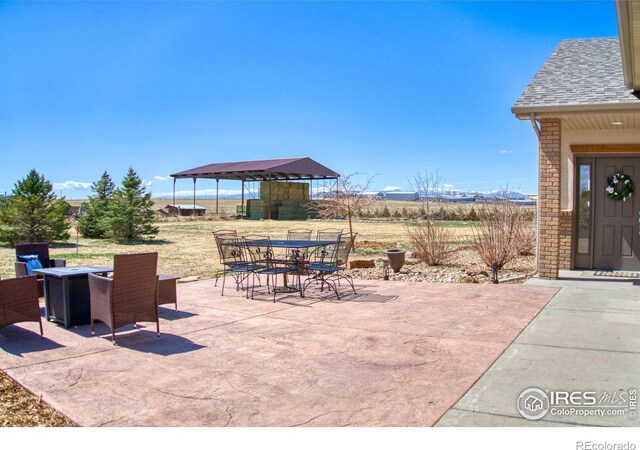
[0,169,70,244]
[470,201,532,269]
[406,219,455,266]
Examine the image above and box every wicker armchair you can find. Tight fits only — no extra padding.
[88,252,159,344]
[15,243,66,297]
[0,276,43,336]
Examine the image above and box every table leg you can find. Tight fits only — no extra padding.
[43,276,50,321]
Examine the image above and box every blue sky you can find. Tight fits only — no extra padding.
[0,1,619,198]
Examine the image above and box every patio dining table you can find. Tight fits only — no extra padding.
[229,238,339,292]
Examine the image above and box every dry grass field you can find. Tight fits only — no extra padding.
[0,217,478,280]
[2,197,537,280]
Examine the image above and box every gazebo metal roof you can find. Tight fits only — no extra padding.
[171,157,339,181]
[170,157,339,218]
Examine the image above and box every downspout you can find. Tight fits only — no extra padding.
[499,112,541,283]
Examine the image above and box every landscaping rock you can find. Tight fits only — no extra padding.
[349,260,376,269]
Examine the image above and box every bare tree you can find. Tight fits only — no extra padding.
[306,173,376,248]
[409,170,444,217]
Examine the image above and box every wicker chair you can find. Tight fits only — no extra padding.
[0,276,43,336]
[88,253,159,344]
[302,235,356,300]
[15,243,66,297]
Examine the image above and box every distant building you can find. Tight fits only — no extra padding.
[165,204,206,216]
[384,191,419,201]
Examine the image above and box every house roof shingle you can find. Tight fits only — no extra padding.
[512,38,640,116]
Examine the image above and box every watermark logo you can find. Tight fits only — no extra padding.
[517,387,637,421]
[517,387,550,420]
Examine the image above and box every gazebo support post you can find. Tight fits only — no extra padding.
[268,175,273,220]
[215,178,219,216]
[241,178,245,220]
[172,177,176,207]
[192,177,197,217]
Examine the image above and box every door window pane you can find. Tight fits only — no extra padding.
[577,164,591,254]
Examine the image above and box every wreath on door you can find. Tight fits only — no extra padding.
[605,171,634,201]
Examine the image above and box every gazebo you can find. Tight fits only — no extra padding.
[170,157,339,219]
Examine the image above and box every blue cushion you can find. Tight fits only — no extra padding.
[18,254,43,276]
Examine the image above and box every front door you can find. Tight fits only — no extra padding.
[592,157,640,270]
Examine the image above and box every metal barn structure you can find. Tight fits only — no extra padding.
[170,157,339,219]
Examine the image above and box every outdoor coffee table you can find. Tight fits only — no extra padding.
[33,266,113,328]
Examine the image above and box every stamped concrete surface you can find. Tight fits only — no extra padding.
[0,279,556,426]
[437,272,640,427]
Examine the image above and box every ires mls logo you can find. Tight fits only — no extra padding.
[517,388,550,420]
[517,387,637,421]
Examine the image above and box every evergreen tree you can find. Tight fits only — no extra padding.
[78,171,116,238]
[0,169,70,244]
[105,167,158,242]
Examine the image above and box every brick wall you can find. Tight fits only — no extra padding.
[559,209,573,270]
[538,119,561,279]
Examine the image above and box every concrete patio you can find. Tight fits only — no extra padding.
[437,271,640,427]
[0,278,557,426]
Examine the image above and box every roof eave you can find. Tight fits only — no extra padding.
[616,0,635,90]
[512,102,640,119]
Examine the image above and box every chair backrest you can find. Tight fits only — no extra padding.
[215,233,247,265]
[312,229,342,263]
[0,276,40,330]
[213,230,239,264]
[242,235,275,268]
[213,229,237,237]
[111,253,158,314]
[287,229,312,240]
[15,243,51,268]
[316,229,343,241]
[334,235,354,268]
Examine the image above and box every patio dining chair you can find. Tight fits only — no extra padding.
[213,230,239,287]
[0,276,43,337]
[302,235,356,300]
[15,243,66,297]
[242,235,300,302]
[88,252,159,344]
[216,233,256,296]
[312,229,343,267]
